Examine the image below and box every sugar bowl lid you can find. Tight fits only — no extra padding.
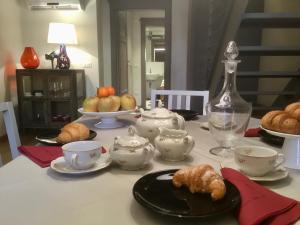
[114,127,149,148]
[141,107,174,119]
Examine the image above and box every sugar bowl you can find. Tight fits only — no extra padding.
[109,128,154,170]
[154,127,195,161]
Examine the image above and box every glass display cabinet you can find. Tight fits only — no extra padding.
[16,69,85,129]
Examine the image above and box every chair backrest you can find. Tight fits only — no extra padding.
[150,90,209,115]
[0,102,21,161]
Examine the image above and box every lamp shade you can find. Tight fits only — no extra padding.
[47,23,78,45]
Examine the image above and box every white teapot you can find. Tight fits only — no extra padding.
[109,128,154,170]
[132,107,185,142]
[154,127,195,161]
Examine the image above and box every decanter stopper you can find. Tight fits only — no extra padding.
[224,41,239,60]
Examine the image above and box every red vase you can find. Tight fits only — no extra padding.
[20,47,40,69]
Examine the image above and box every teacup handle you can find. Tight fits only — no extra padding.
[71,153,79,168]
[274,153,285,169]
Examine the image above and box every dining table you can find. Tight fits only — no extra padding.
[0,114,300,225]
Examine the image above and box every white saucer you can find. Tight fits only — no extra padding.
[241,168,289,182]
[50,153,112,175]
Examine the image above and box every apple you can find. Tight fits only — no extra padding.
[120,93,136,110]
[110,96,121,112]
[83,96,99,112]
[98,96,113,112]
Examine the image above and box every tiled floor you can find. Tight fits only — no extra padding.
[0,131,37,165]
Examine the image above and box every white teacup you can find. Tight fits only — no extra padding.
[62,141,101,170]
[234,145,284,177]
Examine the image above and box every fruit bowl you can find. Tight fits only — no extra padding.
[78,108,133,129]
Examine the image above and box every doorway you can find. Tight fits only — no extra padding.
[109,0,171,108]
[141,18,165,108]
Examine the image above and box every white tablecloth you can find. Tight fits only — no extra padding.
[0,115,299,225]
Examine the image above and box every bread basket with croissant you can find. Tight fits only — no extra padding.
[260,102,300,169]
[260,102,300,135]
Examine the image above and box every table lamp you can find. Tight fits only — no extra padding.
[46,22,78,69]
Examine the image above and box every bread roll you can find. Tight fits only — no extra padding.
[57,123,90,143]
[172,164,226,201]
[285,102,300,121]
[261,110,300,135]
[260,110,283,130]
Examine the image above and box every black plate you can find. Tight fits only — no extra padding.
[133,169,240,219]
[258,129,284,147]
[171,110,199,121]
[35,130,97,146]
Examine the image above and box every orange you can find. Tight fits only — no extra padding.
[107,86,116,96]
[97,87,109,97]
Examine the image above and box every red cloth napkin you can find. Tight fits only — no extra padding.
[18,146,107,168]
[244,127,261,137]
[221,168,300,225]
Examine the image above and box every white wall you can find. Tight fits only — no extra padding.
[0,0,23,136]
[146,62,164,76]
[20,0,99,97]
[0,0,99,136]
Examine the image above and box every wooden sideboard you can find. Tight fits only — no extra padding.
[16,69,85,129]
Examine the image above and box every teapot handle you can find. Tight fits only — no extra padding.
[183,135,195,155]
[172,113,185,129]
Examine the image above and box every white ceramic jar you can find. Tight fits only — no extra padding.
[133,107,185,142]
[154,127,195,161]
[109,128,154,170]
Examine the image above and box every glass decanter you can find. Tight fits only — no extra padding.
[206,41,252,158]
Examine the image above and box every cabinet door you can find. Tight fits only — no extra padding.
[76,71,85,98]
[20,100,47,128]
[19,73,45,97]
[47,73,73,128]
[48,100,72,128]
[47,74,71,98]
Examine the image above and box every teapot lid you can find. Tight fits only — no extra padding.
[141,107,174,119]
[114,135,148,148]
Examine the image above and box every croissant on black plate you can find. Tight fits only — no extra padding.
[56,123,89,143]
[172,164,226,201]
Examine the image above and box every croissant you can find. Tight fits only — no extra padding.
[261,108,300,135]
[172,164,226,201]
[56,123,90,143]
[285,102,300,121]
